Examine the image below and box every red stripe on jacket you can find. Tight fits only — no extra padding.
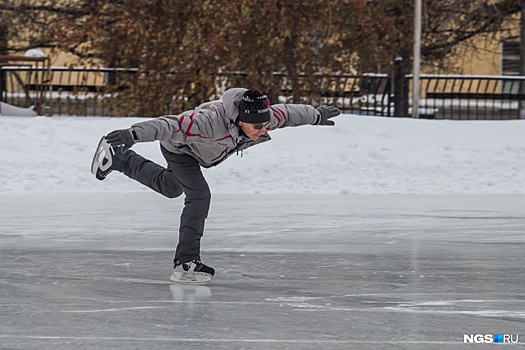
[172,116,183,134]
[274,107,287,121]
[268,106,287,131]
[185,113,210,139]
[214,134,231,142]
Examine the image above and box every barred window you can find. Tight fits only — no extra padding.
[501,37,519,76]
[501,37,520,94]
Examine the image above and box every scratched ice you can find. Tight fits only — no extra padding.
[1,193,524,350]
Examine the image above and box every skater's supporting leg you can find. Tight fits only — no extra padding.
[161,148,211,266]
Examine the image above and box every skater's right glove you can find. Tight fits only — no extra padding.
[105,129,136,151]
[314,106,340,126]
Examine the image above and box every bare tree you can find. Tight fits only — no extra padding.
[0,1,102,56]
[0,0,521,116]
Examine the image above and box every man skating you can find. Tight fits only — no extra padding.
[91,88,340,284]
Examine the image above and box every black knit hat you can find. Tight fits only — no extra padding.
[238,89,271,124]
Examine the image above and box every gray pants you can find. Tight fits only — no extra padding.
[115,146,211,267]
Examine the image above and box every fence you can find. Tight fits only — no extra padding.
[0,63,524,119]
[219,71,392,116]
[0,65,394,117]
[417,74,525,120]
[0,65,138,116]
[0,55,51,115]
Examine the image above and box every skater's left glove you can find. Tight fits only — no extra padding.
[314,106,340,126]
[105,129,136,151]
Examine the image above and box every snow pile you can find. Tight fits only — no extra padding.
[0,114,524,194]
[0,102,38,117]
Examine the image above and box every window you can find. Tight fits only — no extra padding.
[501,37,520,76]
[501,37,520,94]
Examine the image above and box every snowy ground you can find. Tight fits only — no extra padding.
[1,114,524,349]
[0,114,524,194]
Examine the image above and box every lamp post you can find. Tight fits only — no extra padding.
[518,0,525,119]
[412,0,422,118]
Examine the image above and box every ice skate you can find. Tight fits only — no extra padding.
[90,136,115,181]
[170,260,215,284]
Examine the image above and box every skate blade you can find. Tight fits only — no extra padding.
[169,271,212,285]
[90,136,114,175]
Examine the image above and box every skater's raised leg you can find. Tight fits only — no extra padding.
[116,149,184,199]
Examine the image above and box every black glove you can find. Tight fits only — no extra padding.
[315,106,340,126]
[105,129,135,151]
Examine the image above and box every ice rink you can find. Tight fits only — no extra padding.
[1,193,524,349]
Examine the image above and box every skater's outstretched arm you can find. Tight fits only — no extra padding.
[267,104,341,131]
[104,111,216,151]
[130,113,215,144]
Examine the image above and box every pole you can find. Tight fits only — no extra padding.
[518,0,525,119]
[412,0,422,118]
[394,57,405,117]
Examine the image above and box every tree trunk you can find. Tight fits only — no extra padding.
[283,37,301,104]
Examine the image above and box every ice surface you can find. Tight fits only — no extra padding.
[1,193,524,349]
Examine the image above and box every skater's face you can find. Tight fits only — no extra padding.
[239,121,270,140]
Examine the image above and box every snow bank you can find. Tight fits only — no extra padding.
[1,102,38,117]
[0,114,524,194]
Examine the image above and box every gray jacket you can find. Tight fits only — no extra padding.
[130,88,319,168]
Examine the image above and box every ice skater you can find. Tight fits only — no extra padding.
[90,88,340,283]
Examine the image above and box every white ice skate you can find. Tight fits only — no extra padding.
[90,136,114,181]
[170,260,215,284]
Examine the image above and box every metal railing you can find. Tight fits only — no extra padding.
[1,64,523,119]
[0,66,139,116]
[0,55,51,115]
[0,66,392,116]
[219,71,392,116]
[416,74,525,120]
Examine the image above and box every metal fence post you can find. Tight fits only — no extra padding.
[393,57,409,117]
[0,68,5,103]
